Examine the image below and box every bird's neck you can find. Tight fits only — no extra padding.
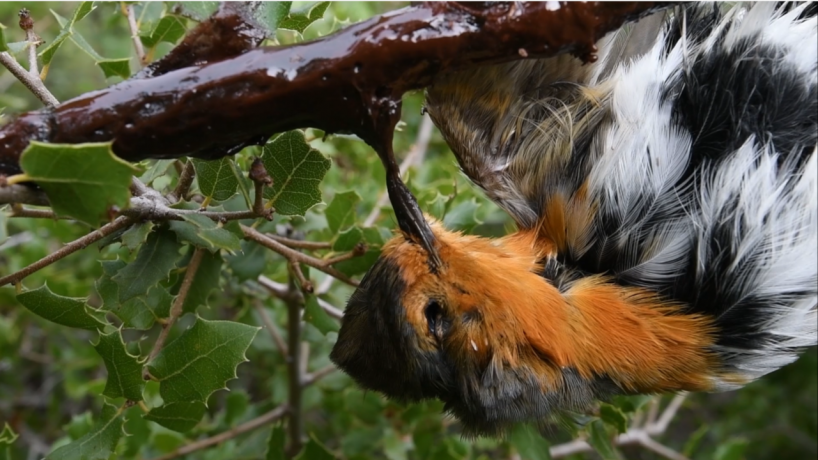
[493,230,719,393]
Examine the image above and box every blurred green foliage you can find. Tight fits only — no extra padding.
[0,2,815,460]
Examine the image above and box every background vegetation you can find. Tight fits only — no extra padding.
[0,2,815,460]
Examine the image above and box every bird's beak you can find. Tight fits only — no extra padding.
[385,172,442,271]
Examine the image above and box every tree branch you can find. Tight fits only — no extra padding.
[0,52,58,108]
[0,216,134,287]
[122,3,146,67]
[284,277,304,457]
[151,404,288,460]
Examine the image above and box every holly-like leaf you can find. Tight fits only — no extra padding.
[112,229,183,303]
[121,222,154,251]
[18,142,137,226]
[587,420,620,460]
[304,296,338,335]
[191,158,240,202]
[171,249,223,314]
[332,226,363,252]
[174,2,219,21]
[266,425,286,460]
[279,2,330,33]
[47,403,125,460]
[144,401,206,433]
[140,15,186,48]
[39,2,97,69]
[261,131,331,216]
[17,284,107,330]
[254,2,293,36]
[98,259,172,330]
[94,330,145,401]
[147,318,259,403]
[97,58,131,79]
[294,433,336,460]
[139,159,174,185]
[599,404,628,434]
[226,240,267,281]
[169,214,242,252]
[0,423,17,460]
[611,395,652,413]
[509,424,551,460]
[325,191,360,234]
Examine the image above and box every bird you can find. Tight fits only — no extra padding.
[330,2,818,436]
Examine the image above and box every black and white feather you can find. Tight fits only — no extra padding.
[425,2,817,389]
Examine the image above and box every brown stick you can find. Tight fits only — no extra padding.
[0,216,134,287]
[0,3,673,176]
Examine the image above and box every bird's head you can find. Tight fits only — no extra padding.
[329,221,587,434]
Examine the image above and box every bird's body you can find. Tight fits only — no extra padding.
[331,3,818,435]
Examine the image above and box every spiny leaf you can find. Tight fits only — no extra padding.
[509,424,551,460]
[599,404,628,434]
[112,229,183,303]
[139,159,174,185]
[332,226,363,252]
[140,15,186,48]
[19,142,137,226]
[191,158,240,202]
[253,2,293,36]
[98,259,172,330]
[261,131,331,216]
[279,2,330,33]
[17,284,107,330]
[294,433,336,460]
[587,420,620,460]
[144,401,206,433]
[0,423,17,444]
[169,213,242,252]
[94,330,145,401]
[121,222,154,251]
[325,191,360,234]
[304,296,338,335]
[173,2,219,22]
[226,240,267,281]
[147,318,259,403]
[266,425,286,460]
[39,2,97,68]
[97,58,131,79]
[46,403,124,460]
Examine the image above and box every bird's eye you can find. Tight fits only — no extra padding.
[425,299,443,337]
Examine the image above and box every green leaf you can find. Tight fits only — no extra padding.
[0,423,17,460]
[70,30,103,60]
[169,214,242,252]
[0,208,8,246]
[224,390,250,425]
[174,2,219,21]
[587,420,620,460]
[261,131,331,216]
[509,424,551,460]
[139,159,174,185]
[144,401,206,433]
[279,2,330,33]
[714,438,749,460]
[47,403,124,460]
[121,222,154,251]
[191,158,240,202]
[147,318,259,403]
[226,240,267,281]
[94,330,145,401]
[295,433,336,460]
[325,191,360,234]
[140,15,186,48]
[254,2,293,36]
[71,1,96,23]
[682,424,710,458]
[113,229,183,303]
[98,259,172,330]
[332,226,363,252]
[611,395,653,413]
[266,425,286,460]
[97,58,131,79]
[17,284,107,330]
[39,2,97,67]
[171,249,223,314]
[19,142,137,226]
[304,296,338,335]
[0,23,8,53]
[599,403,628,434]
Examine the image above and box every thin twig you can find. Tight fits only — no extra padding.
[123,3,146,66]
[144,247,206,376]
[257,275,303,305]
[0,216,133,287]
[302,364,336,387]
[0,184,49,206]
[0,52,58,107]
[242,225,359,287]
[151,404,288,460]
[288,260,313,293]
[249,157,274,220]
[19,9,40,77]
[253,301,288,356]
[322,243,366,265]
[9,204,56,219]
[169,161,195,203]
[284,277,304,457]
[265,234,331,250]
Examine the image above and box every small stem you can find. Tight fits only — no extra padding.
[253,301,288,356]
[123,3,146,66]
[144,248,206,376]
[322,244,366,266]
[316,298,343,320]
[151,404,288,460]
[242,225,359,287]
[288,261,313,293]
[302,364,336,387]
[0,52,58,107]
[284,278,304,457]
[170,161,195,203]
[264,234,331,250]
[19,9,40,76]
[0,184,49,206]
[0,216,133,287]
[9,204,56,219]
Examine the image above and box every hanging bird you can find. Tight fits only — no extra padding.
[330,2,818,435]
